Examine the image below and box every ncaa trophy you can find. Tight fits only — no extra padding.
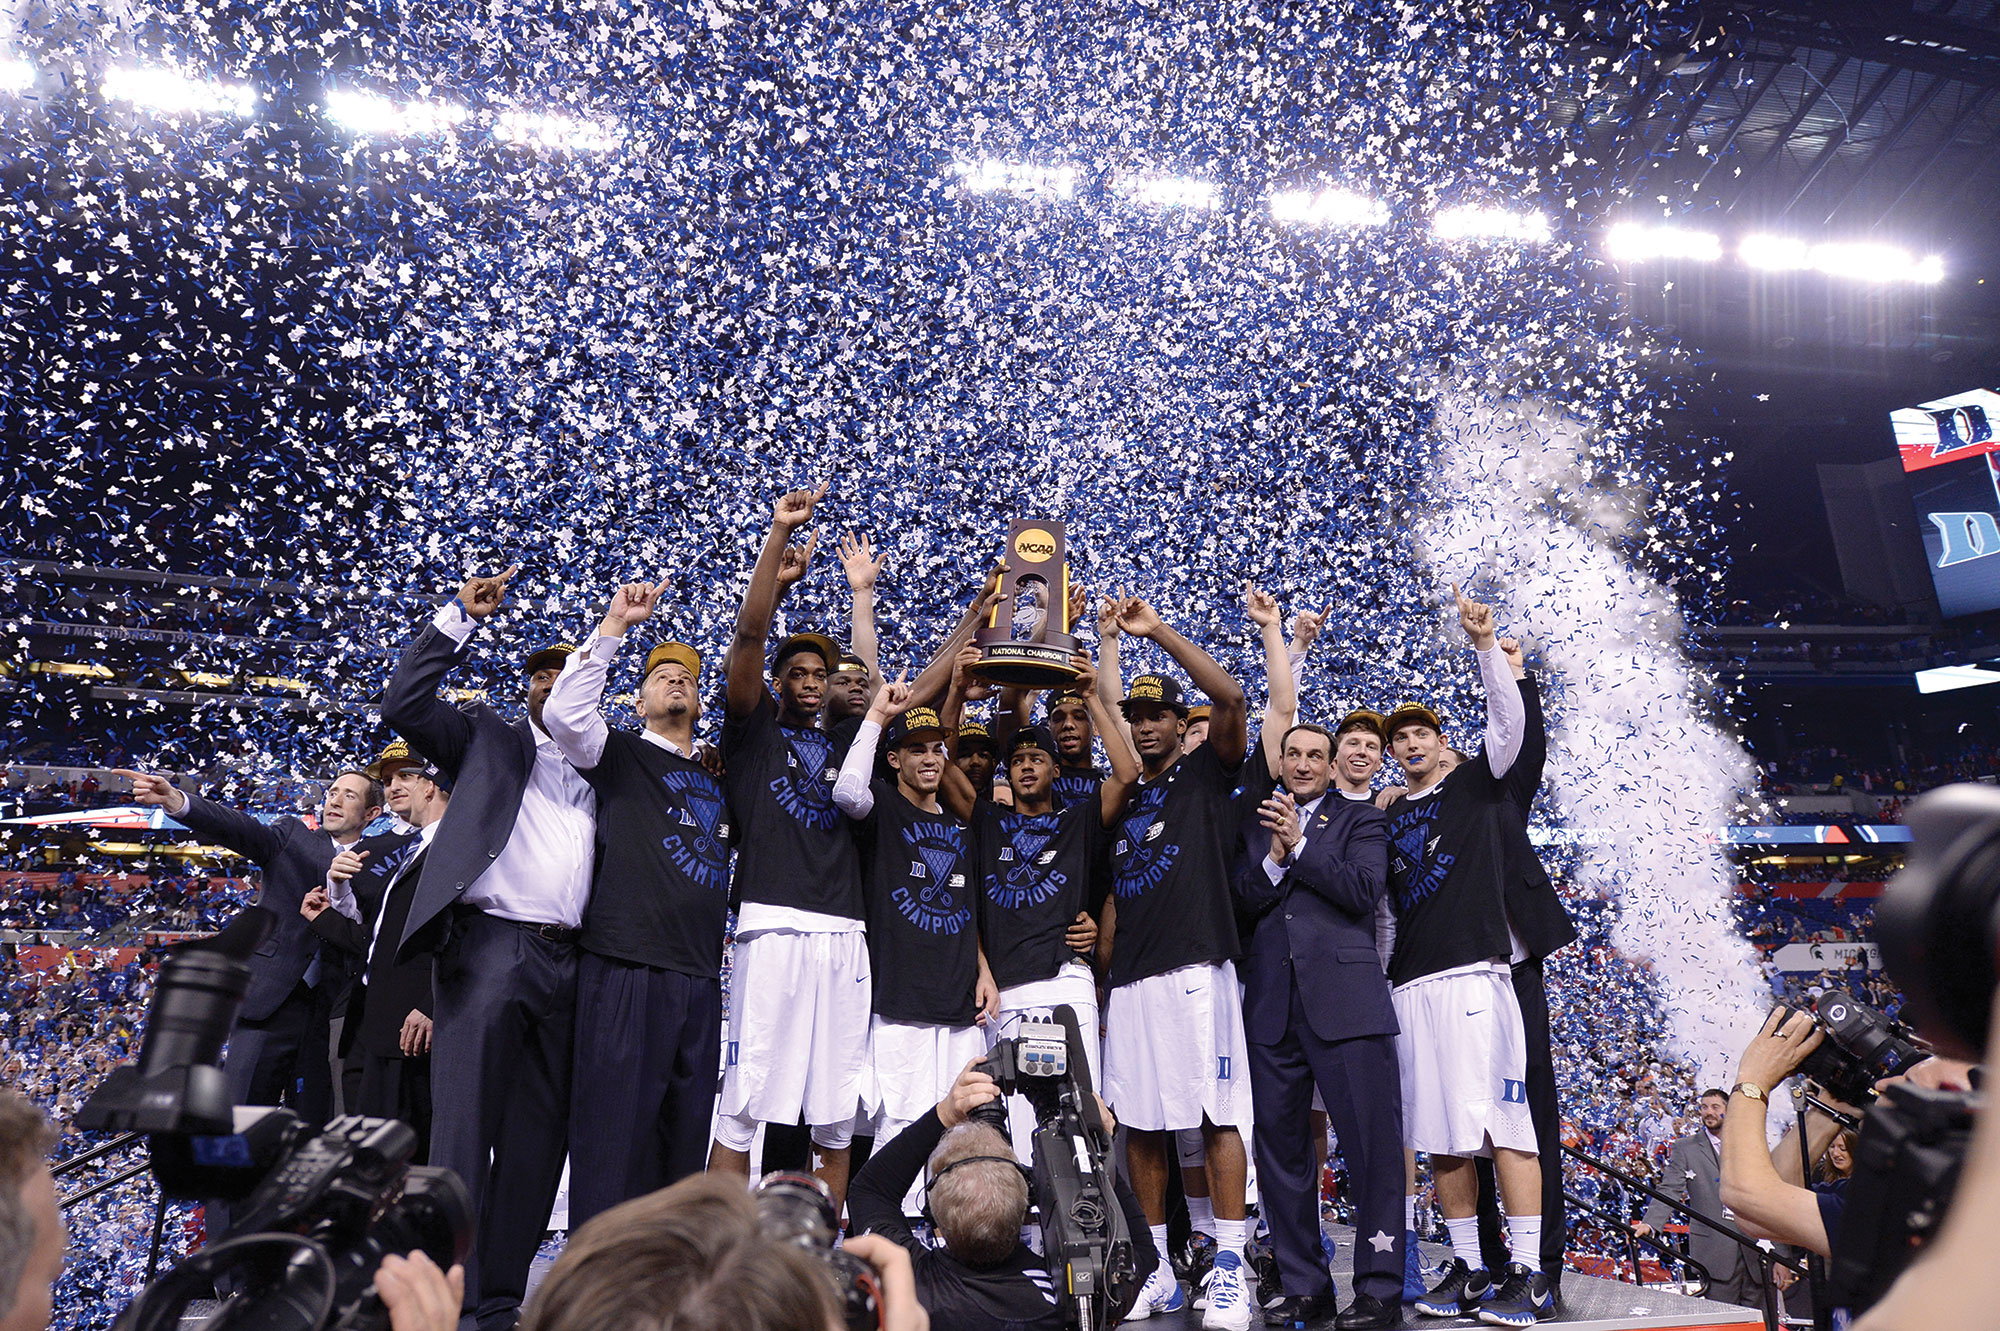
[971,519,1085,688]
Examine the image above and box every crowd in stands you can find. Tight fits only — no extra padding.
[1,948,204,1322]
[1,871,255,939]
[1757,737,2000,807]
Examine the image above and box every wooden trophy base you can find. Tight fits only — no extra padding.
[970,629,1084,689]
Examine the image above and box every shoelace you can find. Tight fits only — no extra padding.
[1210,1265,1244,1307]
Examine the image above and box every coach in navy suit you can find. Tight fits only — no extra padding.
[118,766,380,1125]
[384,565,596,1331]
[1234,716,1404,1330]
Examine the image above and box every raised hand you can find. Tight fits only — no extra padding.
[327,847,369,885]
[1290,607,1327,654]
[457,565,518,621]
[1454,582,1496,651]
[870,667,915,720]
[115,769,186,814]
[1244,582,1279,630]
[978,561,1010,613]
[838,531,890,591]
[1498,635,1527,678]
[1069,652,1098,697]
[773,481,828,532]
[775,528,820,589]
[1096,592,1121,639]
[1064,581,1088,633]
[1113,594,1163,640]
[605,578,667,629]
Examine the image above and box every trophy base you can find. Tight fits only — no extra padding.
[970,632,1084,689]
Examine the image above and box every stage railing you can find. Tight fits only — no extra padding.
[51,1132,173,1281]
[1561,1142,1806,1331]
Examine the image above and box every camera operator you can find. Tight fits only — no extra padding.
[1717,1007,1984,1316]
[519,1173,928,1331]
[1844,990,1996,1331]
[847,1058,1157,1331]
[1716,1010,1870,1260]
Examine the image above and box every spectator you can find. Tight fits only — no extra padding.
[0,1089,63,1331]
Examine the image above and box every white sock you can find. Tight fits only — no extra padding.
[1403,1195,1418,1231]
[1150,1224,1171,1272]
[1187,1193,1217,1239]
[1507,1215,1542,1273]
[1446,1217,1483,1270]
[1216,1217,1247,1262]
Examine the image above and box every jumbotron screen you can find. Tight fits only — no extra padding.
[1891,387,2000,618]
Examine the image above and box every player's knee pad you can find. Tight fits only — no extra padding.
[809,1120,854,1152]
[1176,1126,1207,1169]
[713,1109,759,1153]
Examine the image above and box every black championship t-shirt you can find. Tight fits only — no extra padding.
[578,730,733,979]
[1382,751,1524,987]
[854,780,979,1026]
[1106,742,1243,987]
[972,800,1105,990]
[1051,764,1103,813]
[722,690,863,919]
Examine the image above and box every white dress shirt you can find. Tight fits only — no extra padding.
[432,603,596,929]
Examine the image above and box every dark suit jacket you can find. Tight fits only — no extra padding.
[381,617,541,963]
[1231,793,1397,1046]
[307,832,428,1058]
[1643,1130,1743,1277]
[1500,676,1578,962]
[175,791,336,1022]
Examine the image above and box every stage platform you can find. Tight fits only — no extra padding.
[1139,1228,1762,1330]
[516,1225,1763,1330]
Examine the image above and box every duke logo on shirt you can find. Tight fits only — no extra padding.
[894,821,971,935]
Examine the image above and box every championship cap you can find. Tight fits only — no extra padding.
[958,720,998,752]
[643,642,702,682]
[1383,702,1443,740]
[524,644,576,676]
[772,632,839,675]
[1119,673,1190,718]
[1186,704,1213,725]
[1005,724,1058,763]
[1335,708,1388,743]
[835,650,870,676]
[885,706,948,748]
[369,739,452,791]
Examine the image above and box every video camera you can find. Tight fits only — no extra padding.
[1810,784,2000,1319]
[970,1005,1138,1331]
[76,908,473,1331]
[1770,990,1929,1107]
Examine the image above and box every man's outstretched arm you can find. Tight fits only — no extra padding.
[726,484,825,718]
[1114,596,1249,768]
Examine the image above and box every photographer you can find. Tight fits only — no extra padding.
[848,1058,1157,1331]
[0,1090,61,1331]
[1851,987,1998,1331]
[520,1173,927,1331]
[1716,1010,1865,1259]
